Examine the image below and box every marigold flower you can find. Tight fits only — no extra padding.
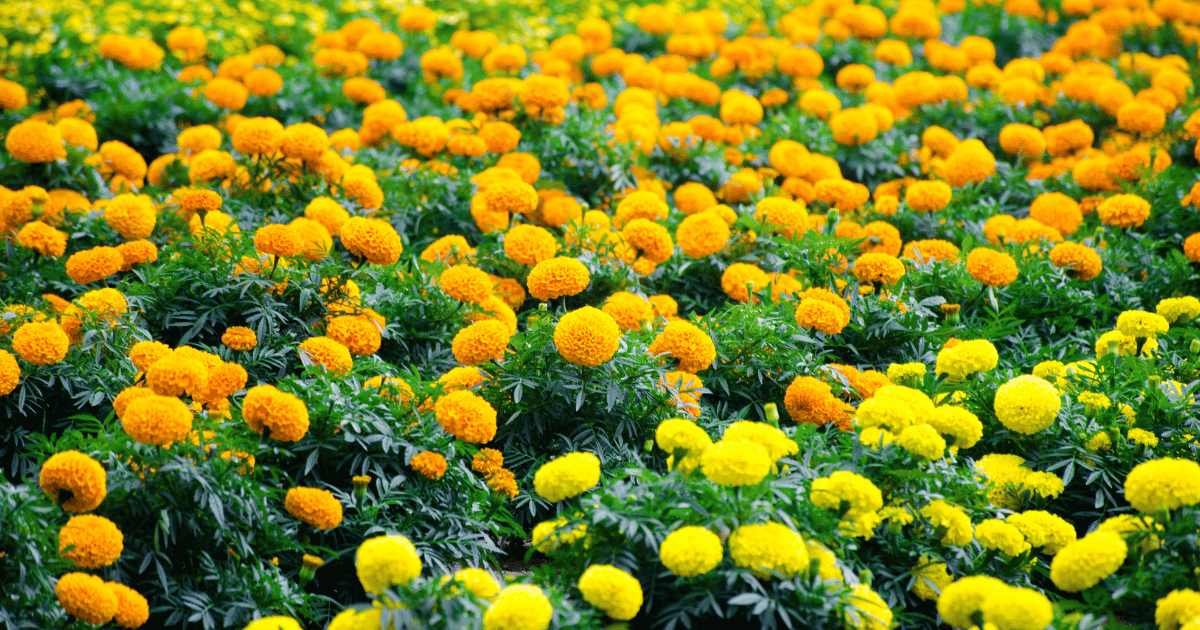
[6,120,66,163]
[648,321,716,373]
[1155,590,1200,630]
[659,526,723,577]
[122,395,193,446]
[482,585,552,630]
[55,572,118,625]
[243,384,309,442]
[796,299,849,335]
[554,307,621,367]
[1124,458,1200,513]
[12,321,69,365]
[853,253,905,286]
[527,257,589,300]
[904,180,952,212]
[285,486,344,530]
[16,221,68,258]
[451,320,510,366]
[0,349,18,396]
[58,513,123,569]
[340,217,403,265]
[298,336,353,374]
[434,390,497,443]
[65,247,125,284]
[1049,531,1127,592]
[728,521,808,579]
[920,499,973,545]
[578,565,643,621]
[534,452,601,502]
[966,248,1019,287]
[994,375,1061,434]
[108,582,149,629]
[356,535,421,595]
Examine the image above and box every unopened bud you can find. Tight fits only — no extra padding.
[1191,339,1200,356]
[764,403,780,427]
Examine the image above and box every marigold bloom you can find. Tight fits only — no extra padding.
[56,572,117,625]
[534,452,601,501]
[65,247,124,284]
[285,487,344,530]
[1049,531,1127,592]
[12,321,69,365]
[40,450,106,512]
[108,582,149,629]
[59,514,123,569]
[243,384,309,442]
[554,307,621,367]
[434,390,497,443]
[6,120,66,163]
[966,248,1019,287]
[528,257,590,300]
[853,253,905,286]
[994,375,1060,434]
[578,565,643,621]
[904,180,952,212]
[482,585,552,630]
[1097,194,1151,229]
[659,526,723,577]
[16,221,67,258]
[728,521,808,579]
[122,395,193,446]
[340,217,403,264]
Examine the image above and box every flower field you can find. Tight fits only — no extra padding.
[2,0,1200,628]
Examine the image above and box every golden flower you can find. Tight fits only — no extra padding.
[554,306,621,367]
[1049,242,1102,280]
[108,582,149,629]
[796,299,849,335]
[966,248,1019,287]
[439,265,493,304]
[12,321,69,365]
[829,108,878,145]
[232,117,284,155]
[1117,100,1166,135]
[122,395,193,445]
[504,224,558,266]
[57,118,98,152]
[188,149,237,184]
[298,336,353,374]
[452,320,511,366]
[527,257,590,300]
[411,451,448,480]
[145,352,208,397]
[5,120,66,163]
[59,514,123,568]
[55,572,117,625]
[1097,194,1152,229]
[326,315,381,356]
[434,390,497,443]
[340,217,403,265]
[65,247,124,284]
[116,240,158,271]
[853,253,905,286]
[40,450,106,512]
[478,121,521,153]
[0,349,19,396]
[0,78,29,110]
[357,31,404,61]
[103,194,156,240]
[244,68,283,98]
[16,221,68,258]
[285,487,344,530]
[280,123,329,161]
[242,384,309,442]
[204,77,249,110]
[648,321,716,373]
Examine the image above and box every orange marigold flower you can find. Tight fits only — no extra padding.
[796,299,849,335]
[904,180,952,212]
[452,320,511,365]
[12,321,69,365]
[648,321,716,373]
[39,450,107,512]
[1029,192,1082,236]
[1049,242,1103,281]
[340,217,403,264]
[1097,194,1151,229]
[121,395,192,445]
[504,224,559,265]
[784,376,848,428]
[55,573,117,625]
[903,239,960,263]
[16,221,68,258]
[285,487,344,530]
[527,257,590,300]
[108,582,149,629]
[434,390,498,443]
[65,247,124,284]
[59,514,123,569]
[677,211,730,258]
[243,384,310,442]
[472,448,505,474]
[853,253,906,286]
[116,240,158,271]
[555,306,621,367]
[298,336,353,374]
[0,350,19,396]
[221,326,258,351]
[326,315,382,356]
[6,120,66,163]
[966,248,1019,287]
[410,451,448,480]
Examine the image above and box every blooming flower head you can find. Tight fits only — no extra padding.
[1124,458,1200,513]
[554,307,621,367]
[55,572,117,625]
[1049,531,1127,592]
[728,521,808,579]
[994,375,1061,434]
[410,451,448,480]
[966,248,1019,287]
[482,584,552,630]
[355,535,422,595]
[578,565,643,620]
[659,526,723,577]
[533,452,601,501]
[434,390,497,443]
[59,514,124,569]
[285,487,344,530]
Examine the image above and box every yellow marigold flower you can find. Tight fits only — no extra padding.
[853,252,905,286]
[243,384,309,442]
[1124,458,1200,513]
[284,487,343,530]
[728,521,808,579]
[55,572,117,625]
[975,518,1031,556]
[115,240,158,271]
[602,291,654,332]
[980,586,1054,630]
[994,375,1060,434]
[486,468,518,498]
[144,352,207,398]
[920,500,973,545]
[655,417,713,470]
[243,617,302,630]
[1156,297,1200,324]
[910,557,952,601]
[12,321,69,365]
[482,584,552,630]
[410,451,448,480]
[6,120,66,163]
[966,248,1019,287]
[795,299,849,335]
[554,307,621,367]
[811,470,883,517]
[340,217,403,265]
[57,118,98,152]
[122,395,193,446]
[1156,590,1200,630]
[928,406,982,449]
[299,336,353,374]
[65,247,124,284]
[1097,194,1151,229]
[231,117,284,155]
[702,437,775,483]
[648,321,716,373]
[59,514,123,569]
[222,326,258,351]
[1050,531,1127,592]
[253,224,303,259]
[845,584,893,630]
[897,424,946,460]
[1007,510,1075,554]
[935,339,999,381]
[434,390,497,443]
[472,448,504,475]
[280,123,329,162]
[659,526,723,577]
[503,224,558,266]
[39,450,106,512]
[578,565,643,621]
[1116,309,1170,338]
[204,77,248,110]
[938,576,1006,628]
[534,452,600,501]
[108,582,149,629]
[829,108,878,145]
[527,257,589,300]
[355,535,421,595]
